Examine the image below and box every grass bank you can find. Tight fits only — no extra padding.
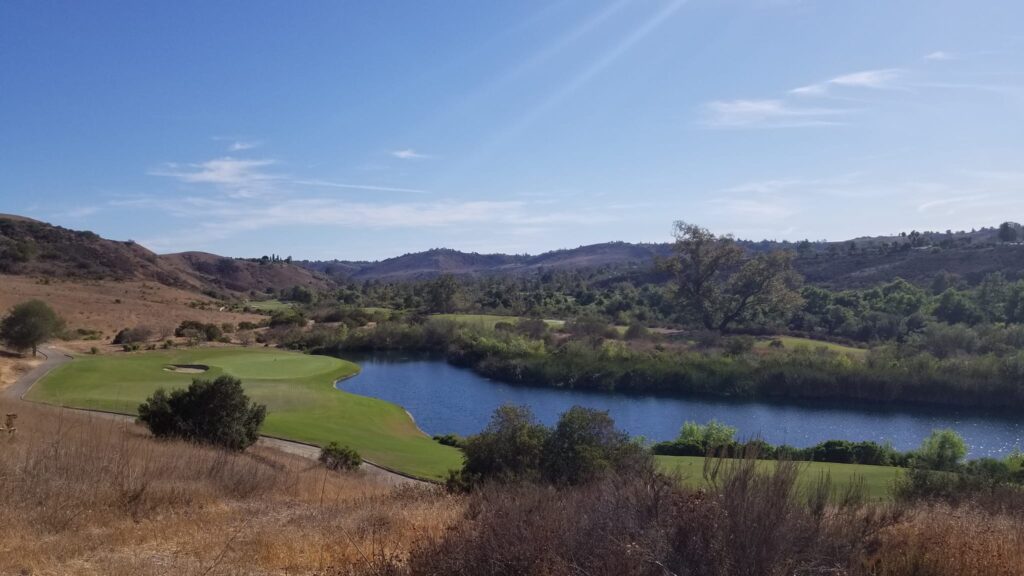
[655,455,900,501]
[755,335,868,358]
[28,347,462,480]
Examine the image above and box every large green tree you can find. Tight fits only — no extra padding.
[668,222,803,331]
[0,299,64,356]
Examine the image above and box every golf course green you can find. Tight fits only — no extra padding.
[28,347,463,480]
[656,455,900,501]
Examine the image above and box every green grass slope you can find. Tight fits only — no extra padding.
[28,347,462,480]
[656,455,900,501]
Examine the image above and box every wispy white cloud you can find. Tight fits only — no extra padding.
[56,206,100,219]
[791,68,902,97]
[151,156,430,197]
[151,157,276,186]
[291,180,430,194]
[228,140,262,151]
[706,197,796,220]
[917,194,986,212]
[722,178,804,195]
[701,99,849,128]
[139,151,614,251]
[392,148,430,160]
[924,51,956,61]
[130,196,614,252]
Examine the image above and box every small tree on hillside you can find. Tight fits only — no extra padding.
[137,375,266,451]
[0,299,64,356]
[998,222,1019,243]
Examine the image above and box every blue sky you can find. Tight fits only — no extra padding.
[1,1,1022,260]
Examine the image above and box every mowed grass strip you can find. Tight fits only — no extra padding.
[28,348,462,480]
[756,335,868,358]
[244,299,294,312]
[655,455,900,501]
[432,313,566,329]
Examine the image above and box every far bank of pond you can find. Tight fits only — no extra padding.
[339,354,1024,459]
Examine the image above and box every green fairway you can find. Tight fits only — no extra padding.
[29,348,462,480]
[656,455,900,501]
[756,335,868,358]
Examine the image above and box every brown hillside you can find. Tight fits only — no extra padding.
[0,275,264,342]
[0,214,330,295]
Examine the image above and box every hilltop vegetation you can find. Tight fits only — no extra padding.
[0,214,328,297]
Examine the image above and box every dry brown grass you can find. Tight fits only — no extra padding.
[0,353,40,390]
[0,399,460,575]
[2,396,1021,575]
[867,504,1024,576]
[0,275,263,349]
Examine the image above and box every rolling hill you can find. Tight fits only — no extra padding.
[0,214,329,296]
[301,224,1024,287]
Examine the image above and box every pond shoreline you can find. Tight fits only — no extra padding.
[335,353,1024,458]
[332,351,1022,423]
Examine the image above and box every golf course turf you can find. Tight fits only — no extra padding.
[656,455,900,501]
[28,347,462,480]
[30,346,900,494]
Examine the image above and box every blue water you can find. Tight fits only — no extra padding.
[338,354,1024,458]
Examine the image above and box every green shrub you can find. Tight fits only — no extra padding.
[137,375,266,451]
[540,406,648,486]
[914,429,967,471]
[319,442,362,471]
[461,405,548,485]
[433,433,465,448]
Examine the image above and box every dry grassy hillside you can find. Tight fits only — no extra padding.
[0,399,459,575]
[0,214,331,296]
[0,275,263,343]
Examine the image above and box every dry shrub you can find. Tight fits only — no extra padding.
[386,455,900,576]
[406,465,677,576]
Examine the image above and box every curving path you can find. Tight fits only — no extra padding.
[5,345,423,487]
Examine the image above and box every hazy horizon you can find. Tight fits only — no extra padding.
[3,1,1023,260]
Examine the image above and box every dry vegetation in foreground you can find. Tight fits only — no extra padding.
[0,399,460,576]
[0,275,262,348]
[2,398,1023,575]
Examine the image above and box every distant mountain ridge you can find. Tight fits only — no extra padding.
[4,213,1023,290]
[302,224,1024,287]
[0,214,329,295]
[299,242,673,281]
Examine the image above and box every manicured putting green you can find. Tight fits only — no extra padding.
[656,455,900,501]
[29,348,462,480]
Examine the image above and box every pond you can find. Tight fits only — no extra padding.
[338,354,1024,458]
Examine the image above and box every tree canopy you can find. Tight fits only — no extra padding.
[668,222,803,331]
[0,299,64,356]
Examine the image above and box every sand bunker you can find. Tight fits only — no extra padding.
[163,364,209,374]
